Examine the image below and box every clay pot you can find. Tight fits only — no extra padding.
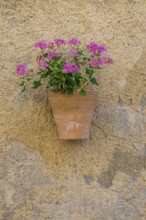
[48,90,97,140]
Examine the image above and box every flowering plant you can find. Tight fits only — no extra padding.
[16,37,113,96]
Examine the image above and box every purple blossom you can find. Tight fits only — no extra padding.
[90,58,99,67]
[48,42,55,48]
[34,40,49,49]
[97,57,107,66]
[63,62,79,74]
[90,57,114,68]
[47,50,60,60]
[90,57,106,67]
[107,58,114,64]
[98,57,114,65]
[68,37,80,46]
[70,49,79,57]
[54,38,65,46]
[38,59,48,69]
[16,64,28,75]
[87,42,107,54]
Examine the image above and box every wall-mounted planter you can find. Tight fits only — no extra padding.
[48,90,97,140]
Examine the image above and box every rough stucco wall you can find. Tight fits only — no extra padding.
[0,0,146,219]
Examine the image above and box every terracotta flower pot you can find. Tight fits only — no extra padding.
[48,90,97,140]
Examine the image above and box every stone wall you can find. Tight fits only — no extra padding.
[0,0,146,219]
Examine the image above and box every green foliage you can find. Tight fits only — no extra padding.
[21,86,26,92]
[86,68,94,78]
[33,80,41,89]
[16,38,114,95]
[90,77,98,85]
[19,81,24,86]
[79,89,86,96]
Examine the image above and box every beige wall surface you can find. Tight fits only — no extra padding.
[0,0,146,219]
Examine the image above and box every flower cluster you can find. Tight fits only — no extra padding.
[54,38,65,46]
[38,58,48,69]
[34,40,49,49]
[63,63,79,74]
[16,64,28,75]
[47,49,60,60]
[70,49,79,57]
[68,37,80,45]
[16,37,114,95]
[90,57,114,68]
[87,42,107,54]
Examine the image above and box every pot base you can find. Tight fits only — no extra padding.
[55,112,93,140]
[48,91,97,140]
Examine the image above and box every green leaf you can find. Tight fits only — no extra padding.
[90,77,98,85]
[46,66,52,73]
[26,78,31,81]
[56,60,63,68]
[43,53,48,58]
[65,87,73,95]
[40,73,49,78]
[78,50,84,55]
[74,73,82,88]
[33,80,41,89]
[21,86,26,92]
[19,81,24,86]
[86,68,94,77]
[83,57,88,61]
[55,56,61,61]
[73,57,78,62]
[79,89,86,96]
[80,60,86,65]
[49,76,61,85]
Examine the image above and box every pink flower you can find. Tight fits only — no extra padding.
[47,50,60,60]
[68,37,80,45]
[98,57,114,65]
[97,57,107,66]
[34,40,49,49]
[63,62,79,74]
[70,49,79,57]
[90,57,114,67]
[38,59,48,69]
[48,42,55,48]
[54,38,65,46]
[90,58,99,67]
[107,58,114,64]
[87,42,107,53]
[16,64,28,75]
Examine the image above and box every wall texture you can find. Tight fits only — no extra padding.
[0,0,146,219]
